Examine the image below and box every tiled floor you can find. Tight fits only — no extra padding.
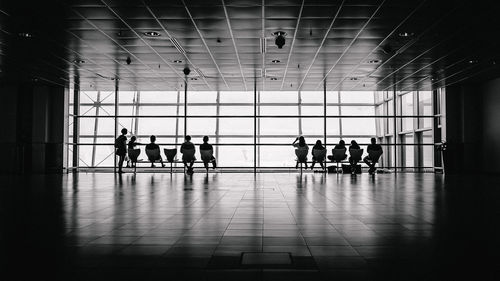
[1,172,500,280]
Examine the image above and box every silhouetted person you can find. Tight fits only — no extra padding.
[114,128,127,173]
[363,137,383,175]
[349,140,361,174]
[145,135,165,168]
[328,140,347,162]
[181,135,196,174]
[293,136,309,169]
[311,139,326,170]
[126,136,140,168]
[200,136,217,172]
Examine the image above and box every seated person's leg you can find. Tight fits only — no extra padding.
[319,161,325,169]
[363,156,372,167]
[159,156,165,167]
[211,156,217,169]
[311,160,316,170]
[204,161,209,171]
[327,155,333,161]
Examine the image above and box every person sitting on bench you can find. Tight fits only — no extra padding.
[311,140,326,171]
[181,135,196,173]
[327,140,347,162]
[348,140,361,173]
[126,136,141,167]
[200,136,217,171]
[292,136,309,169]
[363,138,383,175]
[145,135,165,167]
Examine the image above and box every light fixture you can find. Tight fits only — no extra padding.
[190,77,198,81]
[270,77,278,81]
[18,32,32,38]
[173,60,183,64]
[468,59,478,64]
[144,31,161,37]
[367,59,381,64]
[398,32,414,37]
[350,77,359,81]
[271,59,280,64]
[74,59,86,64]
[272,31,287,49]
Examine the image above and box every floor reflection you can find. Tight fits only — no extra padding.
[1,173,499,280]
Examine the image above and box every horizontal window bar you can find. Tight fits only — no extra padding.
[73,143,438,146]
[75,115,438,118]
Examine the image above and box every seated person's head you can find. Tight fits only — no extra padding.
[371,137,376,144]
[316,140,322,146]
[130,136,136,142]
[339,140,345,146]
[203,136,209,143]
[121,128,128,135]
[185,135,191,142]
[351,140,358,146]
[298,136,305,143]
[150,135,156,143]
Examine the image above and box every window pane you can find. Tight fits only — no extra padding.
[340,91,375,104]
[260,118,298,136]
[219,106,253,116]
[418,91,432,128]
[341,106,375,116]
[219,91,253,103]
[341,118,376,136]
[219,118,254,135]
[401,92,414,131]
[260,91,297,103]
[218,145,254,167]
[300,91,324,103]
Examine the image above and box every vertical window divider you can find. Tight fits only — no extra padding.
[113,81,119,173]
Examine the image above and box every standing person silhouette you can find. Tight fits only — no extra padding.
[114,128,127,173]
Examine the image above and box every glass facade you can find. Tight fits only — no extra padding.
[68,88,439,171]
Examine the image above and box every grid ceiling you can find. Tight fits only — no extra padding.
[0,0,499,91]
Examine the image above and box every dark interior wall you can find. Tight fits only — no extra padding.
[0,82,67,173]
[480,78,500,174]
[445,77,500,175]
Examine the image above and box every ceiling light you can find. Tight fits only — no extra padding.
[367,59,381,64]
[270,77,278,81]
[468,59,478,64]
[271,59,280,64]
[398,32,414,37]
[74,59,85,64]
[144,31,161,37]
[350,77,359,81]
[190,77,198,81]
[18,32,32,38]
[173,60,183,64]
[272,31,287,49]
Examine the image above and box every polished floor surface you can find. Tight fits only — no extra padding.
[1,172,500,280]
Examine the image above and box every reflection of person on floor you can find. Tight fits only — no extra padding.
[145,135,165,168]
[311,140,326,170]
[114,128,127,173]
[293,136,309,169]
[181,135,196,173]
[363,138,383,175]
[200,136,217,171]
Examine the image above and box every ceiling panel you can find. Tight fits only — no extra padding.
[0,0,499,91]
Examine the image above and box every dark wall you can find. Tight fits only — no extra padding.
[445,77,500,175]
[0,82,67,173]
[480,78,500,174]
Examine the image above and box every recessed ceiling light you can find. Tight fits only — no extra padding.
[144,31,161,37]
[271,59,281,64]
[74,59,85,64]
[350,77,359,81]
[398,32,414,37]
[173,60,183,64]
[468,59,478,64]
[270,77,278,81]
[367,59,381,64]
[190,77,198,81]
[18,32,32,38]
